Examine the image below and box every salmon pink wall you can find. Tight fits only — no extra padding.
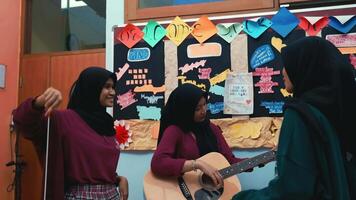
[0,0,21,199]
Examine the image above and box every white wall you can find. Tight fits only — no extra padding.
[106,1,275,199]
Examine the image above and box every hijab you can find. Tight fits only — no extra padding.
[67,67,117,136]
[158,83,218,156]
[281,36,356,154]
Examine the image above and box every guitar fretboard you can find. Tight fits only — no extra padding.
[219,151,276,179]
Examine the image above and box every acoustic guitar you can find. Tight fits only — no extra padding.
[144,150,276,200]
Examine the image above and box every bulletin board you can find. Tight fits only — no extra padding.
[112,7,356,150]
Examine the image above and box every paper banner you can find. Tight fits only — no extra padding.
[191,15,217,44]
[250,44,275,69]
[134,84,165,94]
[166,16,192,46]
[127,48,150,62]
[179,59,207,75]
[260,101,284,114]
[224,72,254,115]
[116,23,144,48]
[209,69,230,85]
[271,7,299,38]
[136,106,161,120]
[207,102,224,114]
[243,17,272,39]
[216,23,243,43]
[299,16,329,36]
[117,90,138,110]
[253,67,280,94]
[326,33,356,47]
[328,15,356,34]
[116,63,130,81]
[142,20,167,47]
[209,85,225,96]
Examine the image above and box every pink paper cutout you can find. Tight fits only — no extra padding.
[117,90,138,110]
[116,63,130,81]
[179,60,207,75]
[198,68,212,79]
[253,67,280,94]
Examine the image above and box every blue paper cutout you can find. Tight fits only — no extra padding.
[207,102,224,114]
[328,16,356,34]
[141,94,164,104]
[260,101,284,114]
[243,17,272,39]
[127,48,150,62]
[250,44,275,69]
[209,85,225,96]
[136,106,161,120]
[271,7,300,38]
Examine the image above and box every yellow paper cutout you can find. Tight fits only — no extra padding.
[210,69,230,85]
[134,84,165,94]
[338,47,356,54]
[280,88,293,97]
[151,122,160,139]
[271,36,286,53]
[191,16,217,44]
[166,16,192,46]
[230,121,262,139]
[178,76,206,91]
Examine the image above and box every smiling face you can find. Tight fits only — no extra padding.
[194,96,207,123]
[99,78,116,107]
[282,68,294,93]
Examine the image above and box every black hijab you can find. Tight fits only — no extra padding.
[67,67,117,136]
[281,36,356,154]
[158,83,218,156]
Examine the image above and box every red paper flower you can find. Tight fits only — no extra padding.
[114,120,132,149]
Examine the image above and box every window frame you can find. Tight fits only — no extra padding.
[125,0,279,23]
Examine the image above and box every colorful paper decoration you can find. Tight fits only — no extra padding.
[166,16,192,46]
[250,44,275,69]
[191,16,217,43]
[243,17,273,39]
[114,120,133,150]
[328,15,356,34]
[216,23,243,43]
[299,16,329,36]
[326,33,356,47]
[271,7,299,38]
[271,37,287,53]
[116,23,144,48]
[142,20,167,47]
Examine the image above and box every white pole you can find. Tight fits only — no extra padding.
[43,117,50,200]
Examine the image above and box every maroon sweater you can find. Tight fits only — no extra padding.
[13,98,120,200]
[151,124,243,177]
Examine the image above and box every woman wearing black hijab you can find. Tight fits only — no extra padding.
[233,37,356,200]
[13,67,128,200]
[151,83,244,187]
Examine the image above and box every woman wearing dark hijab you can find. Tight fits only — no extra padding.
[233,37,356,200]
[151,83,244,187]
[13,67,129,200]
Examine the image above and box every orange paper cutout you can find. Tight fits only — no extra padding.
[191,16,217,44]
[134,84,165,94]
[151,123,160,139]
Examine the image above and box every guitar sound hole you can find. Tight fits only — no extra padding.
[201,174,215,189]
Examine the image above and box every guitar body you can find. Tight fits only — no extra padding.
[144,152,241,200]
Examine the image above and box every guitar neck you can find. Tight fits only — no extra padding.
[219,151,276,179]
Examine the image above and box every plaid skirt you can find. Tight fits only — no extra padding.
[65,184,120,200]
